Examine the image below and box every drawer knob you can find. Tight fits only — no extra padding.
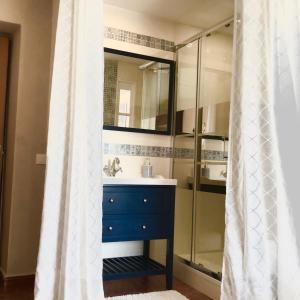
[142,225,147,230]
[143,198,148,203]
[108,226,113,231]
[109,198,114,203]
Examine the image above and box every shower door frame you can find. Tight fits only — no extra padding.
[172,17,234,280]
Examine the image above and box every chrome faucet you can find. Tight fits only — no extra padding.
[103,157,123,177]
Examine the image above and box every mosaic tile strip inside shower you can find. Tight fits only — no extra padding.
[202,150,228,161]
[104,143,228,160]
[104,27,175,52]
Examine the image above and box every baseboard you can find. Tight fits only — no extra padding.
[173,257,221,300]
[0,270,35,288]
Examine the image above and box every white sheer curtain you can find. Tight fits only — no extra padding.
[34,0,104,299]
[222,1,300,299]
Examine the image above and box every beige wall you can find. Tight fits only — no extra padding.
[0,0,54,276]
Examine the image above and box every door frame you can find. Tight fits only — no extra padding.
[0,34,11,241]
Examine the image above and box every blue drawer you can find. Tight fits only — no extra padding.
[103,214,171,242]
[103,186,171,215]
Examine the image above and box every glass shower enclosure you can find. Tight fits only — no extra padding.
[173,21,233,280]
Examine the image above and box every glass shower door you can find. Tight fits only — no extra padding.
[173,39,199,263]
[193,23,233,279]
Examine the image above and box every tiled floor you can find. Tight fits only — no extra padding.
[0,276,211,300]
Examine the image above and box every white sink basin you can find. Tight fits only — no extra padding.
[103,177,177,186]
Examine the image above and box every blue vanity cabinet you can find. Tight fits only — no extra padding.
[102,184,175,290]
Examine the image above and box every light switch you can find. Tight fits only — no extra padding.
[36,154,47,165]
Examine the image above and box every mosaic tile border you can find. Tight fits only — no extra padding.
[174,149,228,160]
[104,143,173,158]
[174,148,194,159]
[202,150,228,161]
[104,143,228,160]
[104,27,175,52]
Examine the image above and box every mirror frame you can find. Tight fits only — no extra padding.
[103,47,175,135]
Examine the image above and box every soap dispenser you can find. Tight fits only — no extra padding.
[142,158,153,178]
[201,162,210,178]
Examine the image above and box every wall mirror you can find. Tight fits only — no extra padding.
[103,48,175,135]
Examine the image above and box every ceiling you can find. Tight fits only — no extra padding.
[104,0,234,29]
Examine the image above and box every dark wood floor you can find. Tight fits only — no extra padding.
[0,276,211,299]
